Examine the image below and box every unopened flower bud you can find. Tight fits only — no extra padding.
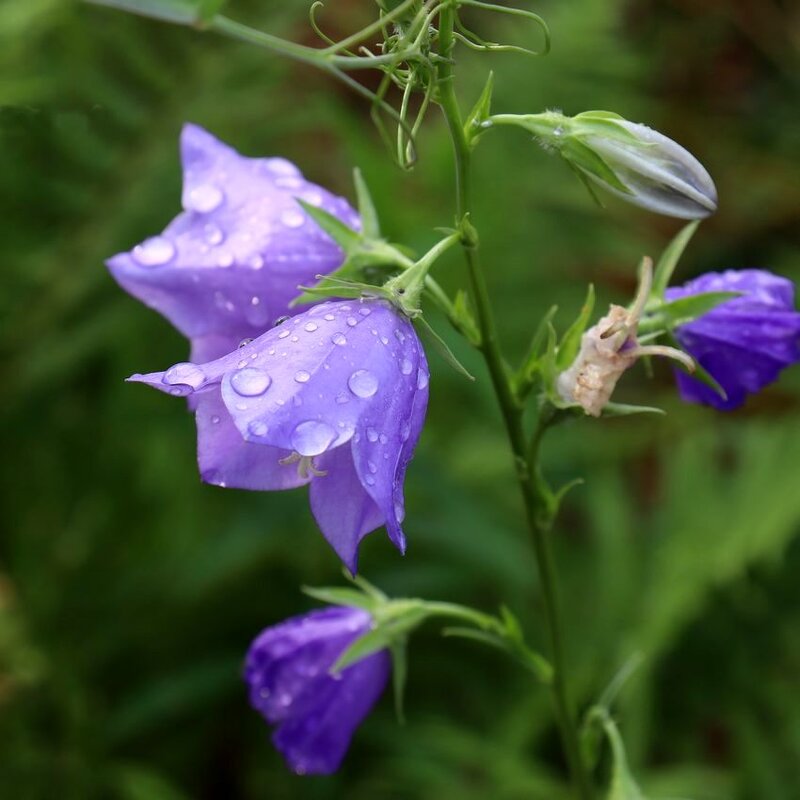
[490,110,717,219]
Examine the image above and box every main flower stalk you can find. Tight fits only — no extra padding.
[436,8,594,799]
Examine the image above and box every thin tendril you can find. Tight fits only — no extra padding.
[308,1,357,55]
[456,0,551,56]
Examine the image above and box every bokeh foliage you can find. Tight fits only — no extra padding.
[1,0,799,797]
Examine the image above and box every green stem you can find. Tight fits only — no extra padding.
[436,8,593,799]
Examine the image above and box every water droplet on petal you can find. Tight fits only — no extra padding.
[400,358,413,375]
[239,338,254,348]
[230,367,272,397]
[162,362,205,389]
[291,420,336,456]
[278,329,291,339]
[281,209,305,228]
[335,391,350,404]
[249,254,264,269]
[204,223,225,246]
[132,236,175,267]
[366,427,379,443]
[211,415,221,425]
[346,317,358,327]
[401,422,411,441]
[249,420,268,437]
[364,474,375,486]
[324,314,335,321]
[368,461,377,474]
[348,370,379,398]
[417,369,429,390]
[332,333,347,346]
[266,157,301,177]
[304,322,318,332]
[359,307,371,317]
[294,370,311,383]
[216,251,234,267]
[379,433,388,444]
[186,184,223,213]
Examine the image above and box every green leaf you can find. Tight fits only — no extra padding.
[651,220,700,297]
[464,71,494,148]
[557,284,594,370]
[301,586,377,611]
[84,0,198,24]
[353,168,381,239]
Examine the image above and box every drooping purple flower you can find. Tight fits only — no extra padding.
[129,298,429,571]
[244,605,390,775]
[107,123,360,362]
[666,269,800,410]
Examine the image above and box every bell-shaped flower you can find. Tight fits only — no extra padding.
[244,605,390,775]
[129,298,429,571]
[666,269,800,410]
[107,123,360,362]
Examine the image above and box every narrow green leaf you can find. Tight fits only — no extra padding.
[641,291,740,335]
[353,169,381,239]
[332,627,394,673]
[85,0,198,24]
[296,199,361,252]
[557,284,594,370]
[604,717,646,800]
[301,586,376,610]
[651,220,700,297]
[464,71,494,147]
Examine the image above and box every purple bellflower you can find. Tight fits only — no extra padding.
[129,298,430,571]
[107,124,360,363]
[666,269,800,410]
[244,605,390,775]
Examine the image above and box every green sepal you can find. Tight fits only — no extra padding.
[415,316,476,381]
[296,199,363,252]
[651,220,699,298]
[464,71,494,148]
[556,284,595,370]
[561,138,632,195]
[332,600,428,673]
[665,331,727,400]
[601,402,666,417]
[572,111,642,144]
[390,640,408,724]
[301,586,378,611]
[604,716,646,800]
[514,305,558,398]
[640,291,740,337]
[353,168,381,239]
[85,0,198,24]
[538,322,561,403]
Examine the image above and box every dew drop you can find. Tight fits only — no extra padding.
[291,420,336,456]
[332,333,347,346]
[346,317,358,327]
[400,358,413,375]
[366,427,379,443]
[368,461,377,474]
[278,329,291,339]
[216,251,234,268]
[401,422,411,441]
[281,209,305,228]
[294,370,311,383]
[304,322,318,332]
[364,474,375,486]
[266,157,301,176]
[249,420,268,437]
[379,434,388,444]
[238,338,254,348]
[324,313,335,322]
[186,184,223,213]
[249,254,265,269]
[132,236,175,267]
[230,367,272,397]
[417,369,429,390]
[211,415,221,425]
[162,362,205,389]
[335,391,350,404]
[204,223,225,246]
[348,370,379,398]
[359,307,371,317]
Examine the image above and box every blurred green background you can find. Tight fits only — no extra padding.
[2,0,799,798]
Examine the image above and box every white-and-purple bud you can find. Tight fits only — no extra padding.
[490,110,717,220]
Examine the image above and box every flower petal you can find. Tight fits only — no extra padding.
[309,446,384,573]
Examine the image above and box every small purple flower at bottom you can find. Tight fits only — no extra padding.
[666,269,800,410]
[244,606,389,775]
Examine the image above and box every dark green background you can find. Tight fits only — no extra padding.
[2,1,799,797]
